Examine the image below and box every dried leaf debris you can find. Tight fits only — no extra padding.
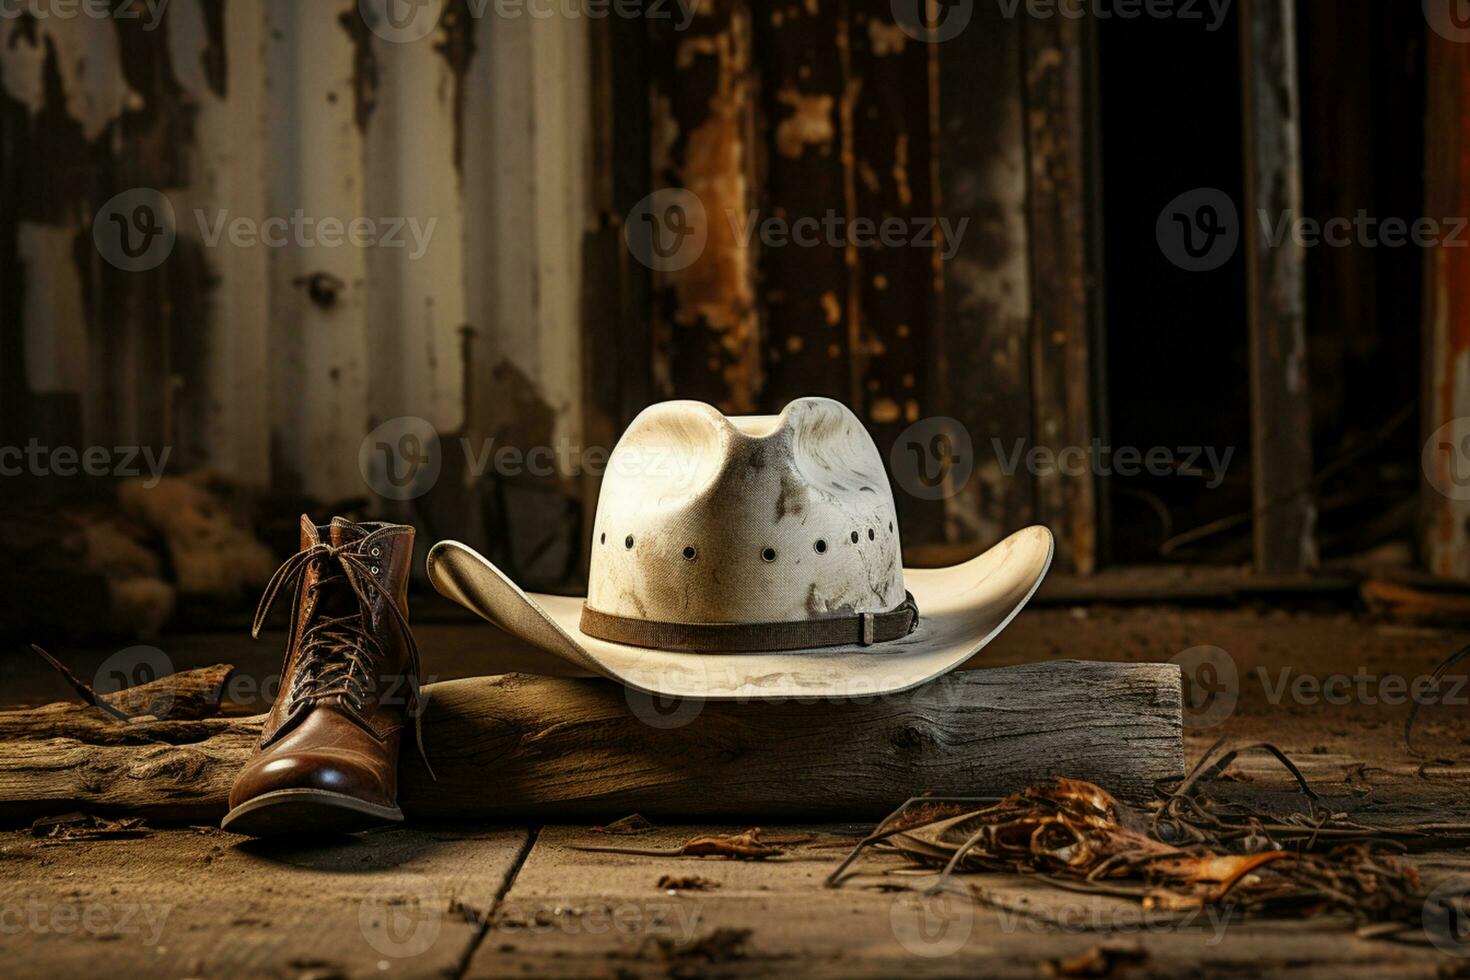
[828,739,1470,944]
[30,812,151,844]
[575,828,811,860]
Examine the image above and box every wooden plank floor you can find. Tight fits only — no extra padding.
[5,607,1470,976]
[1,820,1464,979]
[0,826,531,978]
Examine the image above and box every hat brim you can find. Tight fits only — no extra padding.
[425,525,1054,700]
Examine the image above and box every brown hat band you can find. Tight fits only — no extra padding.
[578,593,919,653]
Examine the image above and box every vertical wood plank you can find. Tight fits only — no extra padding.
[929,0,1034,555]
[266,0,371,500]
[1422,20,1470,580]
[934,3,1035,551]
[169,0,273,483]
[362,3,469,434]
[648,0,761,412]
[1239,0,1315,574]
[1023,11,1101,574]
[753,0,851,405]
[846,0,942,543]
[582,11,653,575]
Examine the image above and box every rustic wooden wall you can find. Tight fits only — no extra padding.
[617,0,1103,572]
[2,0,1102,581]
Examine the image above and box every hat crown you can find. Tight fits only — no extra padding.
[587,398,905,624]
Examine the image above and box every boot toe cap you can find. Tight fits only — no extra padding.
[229,748,394,811]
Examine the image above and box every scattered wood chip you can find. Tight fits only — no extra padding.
[657,874,719,892]
[1047,942,1149,978]
[575,828,804,860]
[591,813,655,835]
[29,645,132,722]
[30,812,151,843]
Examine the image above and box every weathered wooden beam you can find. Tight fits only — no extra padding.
[1022,10,1103,575]
[1422,18,1470,581]
[0,661,1182,824]
[934,2,1035,555]
[1239,0,1316,575]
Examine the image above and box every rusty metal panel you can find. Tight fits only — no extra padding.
[1423,20,1470,581]
[2,1,1104,573]
[1,2,589,520]
[753,0,850,404]
[648,0,761,412]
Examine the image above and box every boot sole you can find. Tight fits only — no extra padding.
[221,789,404,837]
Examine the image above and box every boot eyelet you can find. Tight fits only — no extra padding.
[370,547,381,558]
[370,566,380,575]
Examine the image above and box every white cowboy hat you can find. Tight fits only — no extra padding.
[427,397,1053,700]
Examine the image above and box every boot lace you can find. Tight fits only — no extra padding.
[252,541,434,777]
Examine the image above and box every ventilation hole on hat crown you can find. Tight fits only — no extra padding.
[868,528,875,541]
[889,522,894,532]
[683,546,697,561]
[814,539,827,554]
[625,535,634,549]
[761,547,777,563]
[600,532,606,545]
[850,531,860,544]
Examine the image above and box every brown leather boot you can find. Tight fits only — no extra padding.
[222,516,429,836]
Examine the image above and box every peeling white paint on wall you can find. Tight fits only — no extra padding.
[5,2,591,508]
